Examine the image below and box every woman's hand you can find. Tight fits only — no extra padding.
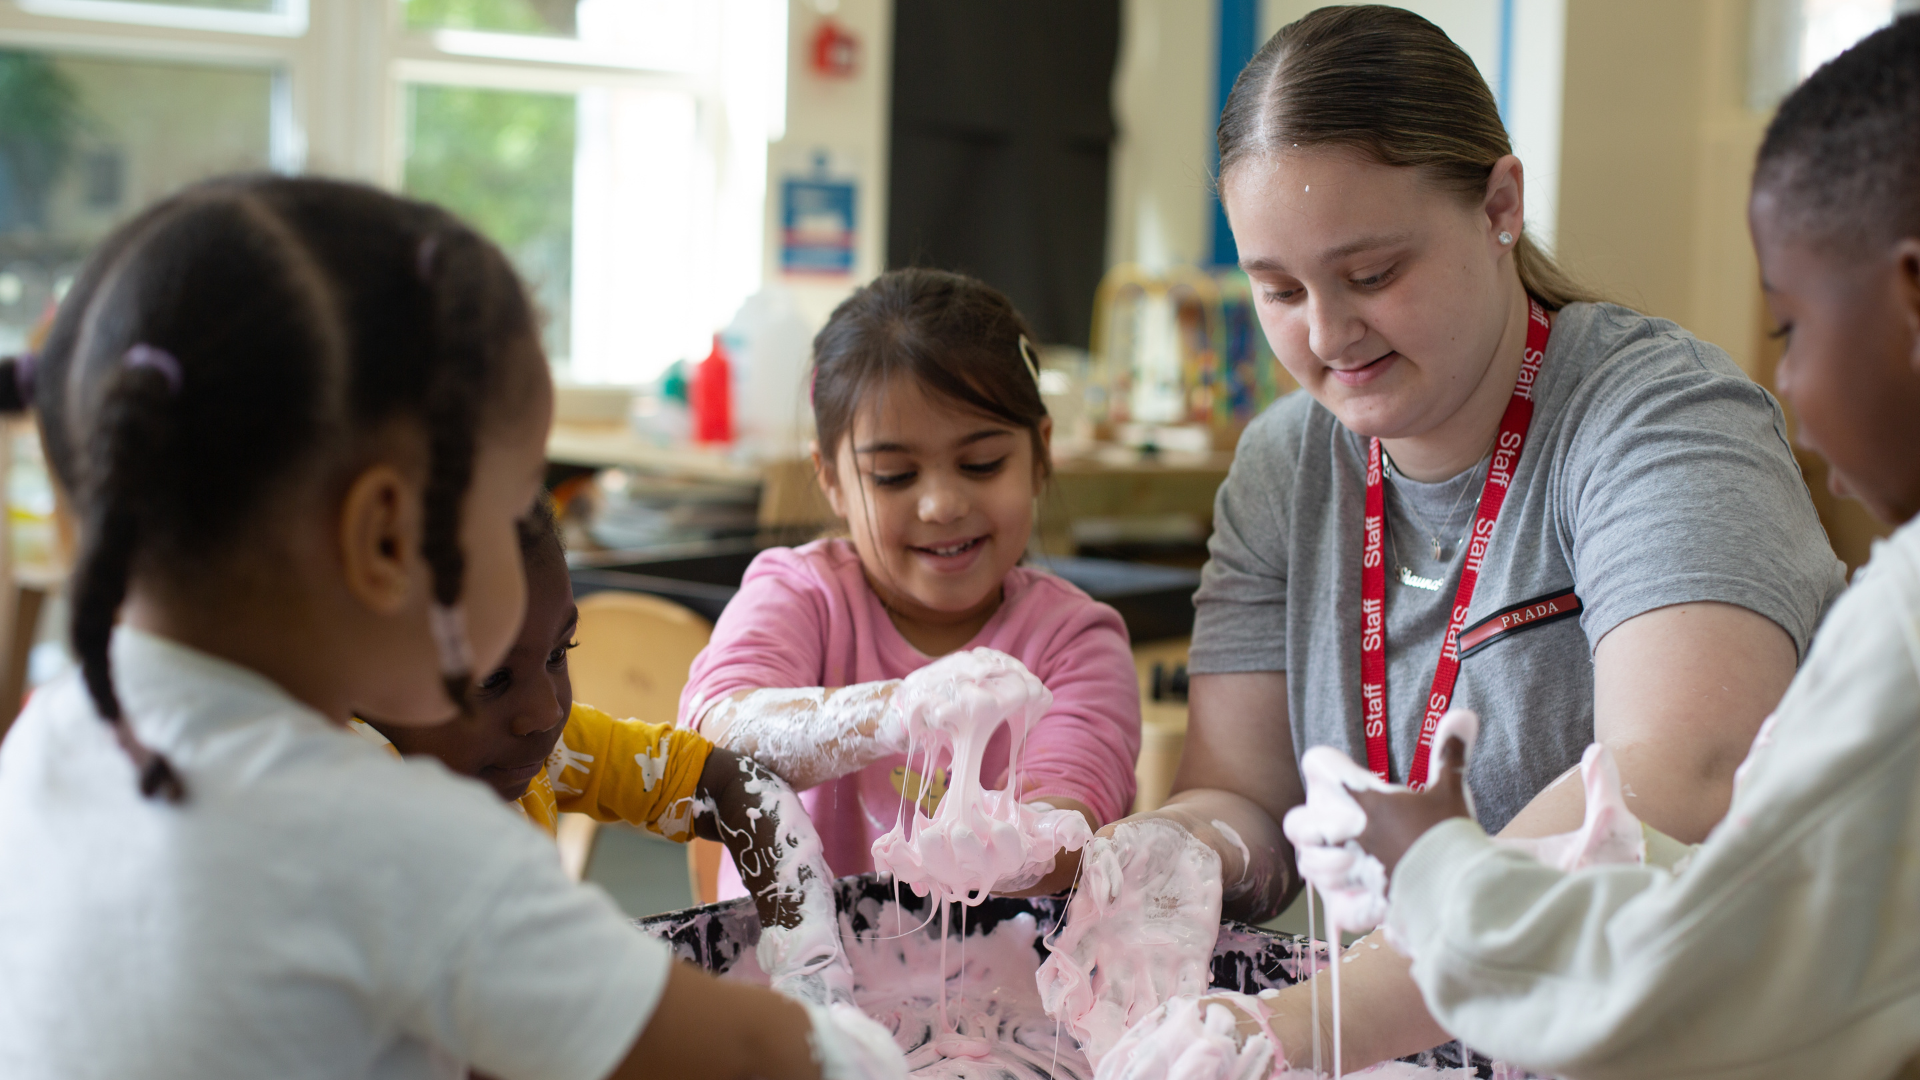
[1351,735,1472,877]
[1093,991,1281,1080]
[1036,817,1225,1067]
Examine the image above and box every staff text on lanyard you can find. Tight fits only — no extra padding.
[1360,297,1551,789]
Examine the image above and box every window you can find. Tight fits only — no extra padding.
[0,0,787,383]
[0,50,277,352]
[1749,0,1916,108]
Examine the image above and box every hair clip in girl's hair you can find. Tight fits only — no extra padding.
[416,234,440,282]
[13,351,36,405]
[427,601,474,678]
[1018,335,1041,385]
[124,344,183,393]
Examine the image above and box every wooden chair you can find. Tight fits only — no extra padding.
[565,589,724,902]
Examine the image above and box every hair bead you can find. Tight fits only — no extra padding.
[13,351,36,407]
[123,344,183,393]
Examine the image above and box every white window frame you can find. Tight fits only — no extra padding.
[0,0,775,384]
[16,0,307,38]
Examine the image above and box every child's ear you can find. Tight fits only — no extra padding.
[338,463,424,616]
[811,439,849,519]
[1897,238,1920,375]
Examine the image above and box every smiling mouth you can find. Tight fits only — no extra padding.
[912,536,984,558]
[1332,351,1395,374]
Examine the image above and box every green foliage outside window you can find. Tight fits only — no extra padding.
[403,0,578,36]
[403,83,577,360]
[0,51,87,229]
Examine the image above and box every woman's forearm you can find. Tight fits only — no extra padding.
[1157,671,1304,921]
[1148,790,1297,921]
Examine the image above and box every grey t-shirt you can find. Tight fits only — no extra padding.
[1189,302,1846,832]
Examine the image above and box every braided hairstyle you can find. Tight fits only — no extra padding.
[26,175,540,802]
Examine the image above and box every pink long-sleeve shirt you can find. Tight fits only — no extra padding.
[679,539,1141,896]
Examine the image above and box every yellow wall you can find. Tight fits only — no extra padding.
[1107,0,1216,272]
[1556,0,1767,376]
[1555,0,1889,566]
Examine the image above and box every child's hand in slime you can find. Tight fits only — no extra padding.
[1036,817,1224,1068]
[697,749,856,1006]
[885,646,1051,745]
[873,648,1094,901]
[1284,709,1480,934]
[1093,992,1280,1080]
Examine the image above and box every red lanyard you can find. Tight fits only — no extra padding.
[1361,297,1551,789]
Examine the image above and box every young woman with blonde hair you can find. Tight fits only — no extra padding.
[1051,5,1845,1071]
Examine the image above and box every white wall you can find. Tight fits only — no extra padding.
[1260,0,1566,247]
[763,0,894,332]
[1105,0,1569,275]
[1106,0,1216,271]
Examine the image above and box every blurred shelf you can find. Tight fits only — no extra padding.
[546,422,761,486]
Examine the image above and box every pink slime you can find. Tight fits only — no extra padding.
[873,649,1091,912]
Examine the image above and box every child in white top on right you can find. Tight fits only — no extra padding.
[0,177,902,1080]
[1257,18,1920,1080]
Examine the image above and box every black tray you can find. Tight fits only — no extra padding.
[634,872,1510,1076]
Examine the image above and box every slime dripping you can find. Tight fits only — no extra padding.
[869,649,1092,1061]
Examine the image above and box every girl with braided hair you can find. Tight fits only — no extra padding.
[0,176,904,1080]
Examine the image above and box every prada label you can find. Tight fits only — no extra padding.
[1456,589,1582,659]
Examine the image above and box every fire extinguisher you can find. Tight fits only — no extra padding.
[811,17,858,79]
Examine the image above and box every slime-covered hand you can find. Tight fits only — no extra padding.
[1094,992,1280,1080]
[885,647,1052,747]
[1036,817,1224,1068]
[873,649,1092,905]
[1491,742,1645,872]
[804,1001,912,1080]
[1285,710,1479,933]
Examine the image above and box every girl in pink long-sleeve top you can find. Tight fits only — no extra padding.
[680,268,1141,900]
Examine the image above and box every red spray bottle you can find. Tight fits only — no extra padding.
[690,334,733,445]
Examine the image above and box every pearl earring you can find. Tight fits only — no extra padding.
[1497,231,1514,245]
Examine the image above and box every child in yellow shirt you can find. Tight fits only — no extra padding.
[356,500,850,1004]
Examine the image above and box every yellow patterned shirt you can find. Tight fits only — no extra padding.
[348,702,713,840]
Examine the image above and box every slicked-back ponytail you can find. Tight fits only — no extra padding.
[1218,4,1600,310]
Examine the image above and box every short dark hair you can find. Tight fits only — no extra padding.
[15,175,540,801]
[810,267,1049,477]
[1756,14,1920,251]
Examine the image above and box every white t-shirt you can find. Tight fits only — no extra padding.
[1387,517,1920,1078]
[0,629,670,1080]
